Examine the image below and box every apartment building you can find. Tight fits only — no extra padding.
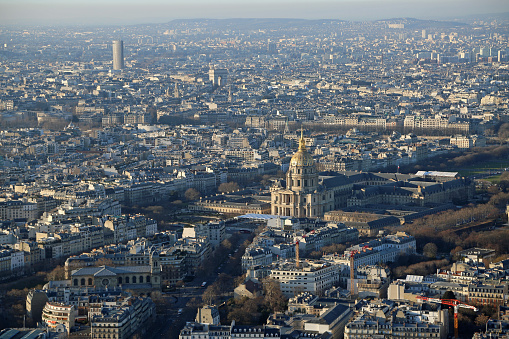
[270,260,340,297]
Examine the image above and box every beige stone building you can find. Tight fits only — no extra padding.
[234,278,263,300]
[41,302,75,334]
[196,305,220,325]
[271,132,334,218]
[191,197,271,216]
[91,296,155,339]
[270,260,340,297]
[71,265,161,291]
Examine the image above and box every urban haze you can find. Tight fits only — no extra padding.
[0,3,509,339]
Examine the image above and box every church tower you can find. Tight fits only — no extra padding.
[174,83,180,98]
[271,130,334,218]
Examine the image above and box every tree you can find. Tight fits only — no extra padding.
[241,239,252,249]
[226,296,264,325]
[221,239,233,250]
[475,313,490,327]
[260,175,272,187]
[46,265,66,281]
[150,291,170,314]
[262,278,287,313]
[216,274,233,294]
[442,290,456,301]
[202,284,220,305]
[423,243,438,259]
[187,297,201,308]
[227,305,254,324]
[321,243,347,255]
[450,246,464,261]
[234,274,247,287]
[146,205,164,215]
[218,182,240,193]
[184,188,201,201]
[498,123,509,144]
[40,118,69,131]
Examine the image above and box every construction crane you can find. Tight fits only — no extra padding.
[349,245,370,298]
[295,234,307,269]
[349,250,356,298]
[416,296,478,339]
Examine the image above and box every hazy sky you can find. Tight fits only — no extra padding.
[1,0,508,26]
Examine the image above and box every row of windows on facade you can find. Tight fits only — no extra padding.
[94,328,120,332]
[290,179,315,187]
[276,272,310,276]
[291,168,314,174]
[348,326,440,332]
[275,194,331,203]
[73,276,151,286]
[470,298,504,303]
[470,287,504,293]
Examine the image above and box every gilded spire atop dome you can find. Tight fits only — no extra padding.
[298,128,306,151]
[290,128,314,167]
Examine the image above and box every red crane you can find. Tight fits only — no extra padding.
[416,296,478,339]
[349,245,371,298]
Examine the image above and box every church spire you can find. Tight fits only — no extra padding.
[298,128,306,151]
[284,120,290,134]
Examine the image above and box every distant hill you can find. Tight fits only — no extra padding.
[456,12,509,23]
[137,17,486,32]
[375,17,469,29]
[165,18,346,30]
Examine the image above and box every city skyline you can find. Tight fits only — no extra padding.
[0,8,509,338]
[1,0,509,26]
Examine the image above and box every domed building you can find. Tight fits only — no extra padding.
[271,131,334,218]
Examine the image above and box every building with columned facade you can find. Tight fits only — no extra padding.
[271,132,334,218]
[71,265,161,291]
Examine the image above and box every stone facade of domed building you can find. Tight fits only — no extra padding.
[271,132,334,218]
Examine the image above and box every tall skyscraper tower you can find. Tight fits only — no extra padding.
[112,40,124,70]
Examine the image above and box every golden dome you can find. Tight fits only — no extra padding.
[290,132,314,167]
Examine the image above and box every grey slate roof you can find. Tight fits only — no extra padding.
[71,265,152,276]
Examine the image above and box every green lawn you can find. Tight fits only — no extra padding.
[485,175,502,183]
[456,159,509,177]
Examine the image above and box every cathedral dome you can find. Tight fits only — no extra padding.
[290,133,314,167]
